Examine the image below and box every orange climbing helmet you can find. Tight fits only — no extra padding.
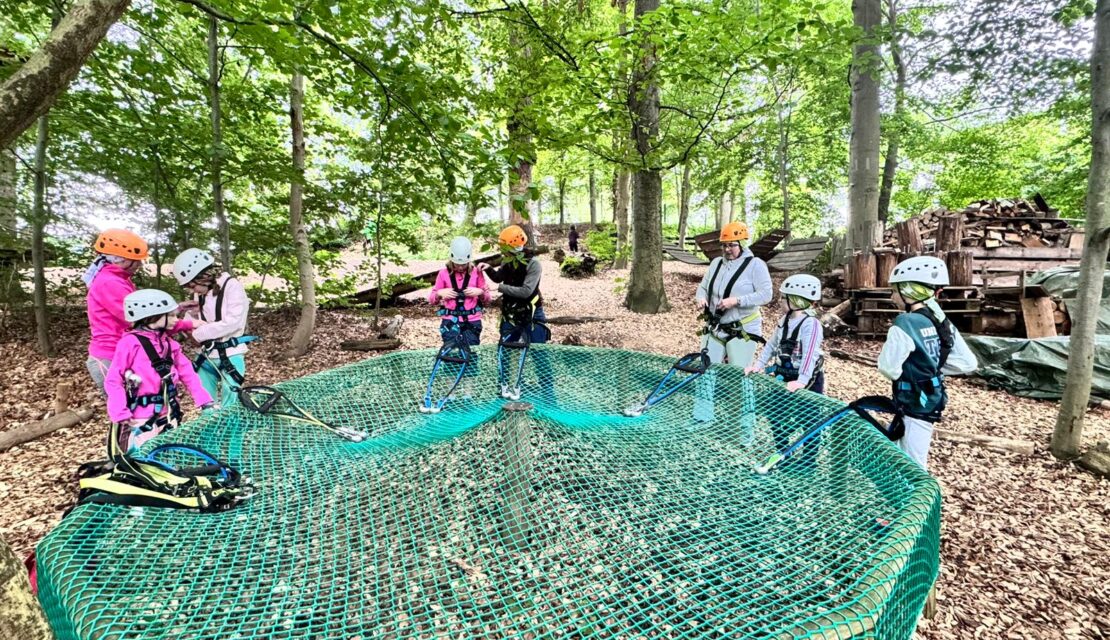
[719,221,750,243]
[94,229,149,260]
[498,224,528,249]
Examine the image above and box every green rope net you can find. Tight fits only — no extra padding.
[36,345,941,640]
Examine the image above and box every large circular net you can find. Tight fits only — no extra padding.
[36,345,941,640]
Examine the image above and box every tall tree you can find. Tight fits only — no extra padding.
[0,0,131,149]
[588,169,597,225]
[207,15,231,269]
[30,114,53,356]
[847,0,883,253]
[558,176,567,225]
[877,0,906,225]
[287,69,315,358]
[613,170,631,267]
[624,0,668,313]
[1053,0,1110,460]
[678,162,691,247]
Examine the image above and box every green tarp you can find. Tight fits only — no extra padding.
[1028,266,1110,334]
[965,335,1110,400]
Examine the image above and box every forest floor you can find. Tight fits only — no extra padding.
[0,256,1107,639]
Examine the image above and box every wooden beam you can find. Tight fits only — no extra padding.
[0,407,95,453]
[1020,297,1058,339]
[968,247,1082,260]
[934,428,1035,455]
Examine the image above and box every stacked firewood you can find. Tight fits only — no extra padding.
[880,198,1076,251]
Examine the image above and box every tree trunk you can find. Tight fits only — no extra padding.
[558,177,566,225]
[777,106,791,233]
[614,170,630,268]
[624,0,668,314]
[677,163,691,248]
[207,16,231,269]
[0,148,24,307]
[287,71,315,358]
[877,0,907,225]
[847,0,883,254]
[0,0,131,149]
[500,177,509,224]
[1054,0,1110,459]
[30,115,52,356]
[0,536,53,639]
[588,169,597,225]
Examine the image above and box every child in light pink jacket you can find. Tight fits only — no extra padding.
[429,236,490,346]
[105,289,213,452]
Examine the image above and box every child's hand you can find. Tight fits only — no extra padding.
[178,300,199,312]
[785,381,806,392]
[475,263,490,272]
[463,287,484,298]
[437,289,458,300]
[744,365,760,375]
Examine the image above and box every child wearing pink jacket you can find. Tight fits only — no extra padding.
[105,289,213,452]
[429,236,490,346]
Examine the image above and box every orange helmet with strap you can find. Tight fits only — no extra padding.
[94,229,149,260]
[498,224,528,249]
[719,221,750,243]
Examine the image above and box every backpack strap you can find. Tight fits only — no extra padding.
[722,257,754,299]
[198,277,230,323]
[913,307,954,370]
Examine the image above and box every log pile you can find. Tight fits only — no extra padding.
[880,198,1077,252]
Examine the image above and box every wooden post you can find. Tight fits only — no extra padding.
[846,253,877,289]
[895,219,923,256]
[936,215,964,253]
[1021,297,1058,339]
[945,250,974,287]
[875,251,898,287]
[53,382,72,416]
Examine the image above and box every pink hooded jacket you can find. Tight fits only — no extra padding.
[428,267,491,323]
[105,330,212,447]
[86,264,136,360]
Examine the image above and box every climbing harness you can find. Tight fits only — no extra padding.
[237,385,366,442]
[125,333,183,443]
[74,421,253,512]
[420,336,475,414]
[765,313,824,385]
[754,396,902,474]
[193,335,259,388]
[624,350,711,417]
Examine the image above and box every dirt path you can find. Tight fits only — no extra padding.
[0,256,1107,639]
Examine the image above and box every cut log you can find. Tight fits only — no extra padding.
[1020,296,1058,339]
[934,428,1035,455]
[1075,446,1110,479]
[935,215,964,253]
[827,347,878,367]
[544,316,613,326]
[846,253,877,290]
[945,250,974,287]
[0,407,95,453]
[895,220,924,256]
[875,252,898,288]
[53,382,73,416]
[973,312,1019,334]
[0,536,53,640]
[375,315,405,339]
[339,338,402,352]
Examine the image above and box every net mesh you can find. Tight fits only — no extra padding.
[36,345,941,640]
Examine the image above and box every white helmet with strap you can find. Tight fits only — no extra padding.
[173,248,215,285]
[889,256,949,287]
[780,274,822,301]
[124,289,179,323]
[449,237,472,265]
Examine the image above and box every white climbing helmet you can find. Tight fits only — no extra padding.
[449,236,472,265]
[889,255,949,287]
[124,289,179,323]
[173,248,215,285]
[780,274,822,301]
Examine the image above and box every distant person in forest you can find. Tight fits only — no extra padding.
[878,256,978,469]
[173,248,252,408]
[105,289,213,452]
[568,225,580,253]
[429,236,491,347]
[84,229,149,392]
[695,221,773,366]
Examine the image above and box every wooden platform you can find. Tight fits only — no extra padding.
[693,228,788,262]
[767,236,829,273]
[662,243,709,265]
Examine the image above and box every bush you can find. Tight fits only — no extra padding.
[584,228,616,262]
[560,253,598,279]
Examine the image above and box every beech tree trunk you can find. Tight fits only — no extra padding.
[0,0,131,150]
[1054,0,1110,459]
[588,169,597,225]
[624,0,668,314]
[287,71,315,358]
[877,0,907,225]
[207,16,231,270]
[0,148,22,306]
[777,106,791,232]
[677,163,691,248]
[558,177,566,225]
[31,115,52,356]
[847,0,883,254]
[614,170,630,268]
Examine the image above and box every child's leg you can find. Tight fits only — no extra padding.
[725,337,759,368]
[86,357,112,395]
[897,416,935,469]
[197,361,221,405]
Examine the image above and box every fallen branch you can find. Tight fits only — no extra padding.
[544,315,612,326]
[0,407,95,453]
[339,338,402,352]
[1076,441,1110,478]
[827,347,878,368]
[935,428,1035,456]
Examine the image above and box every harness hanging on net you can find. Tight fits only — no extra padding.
[237,385,366,442]
[74,421,253,512]
[624,349,711,417]
[420,337,474,414]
